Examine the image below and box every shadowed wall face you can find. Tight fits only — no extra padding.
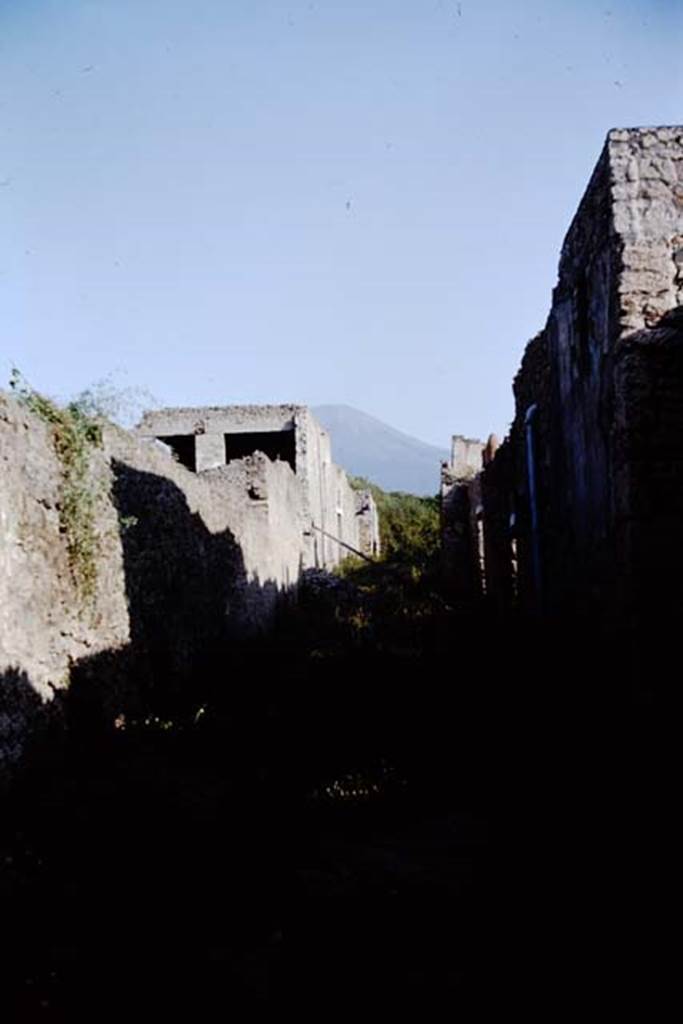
[1,391,382,787]
[476,127,683,627]
[0,395,305,789]
[440,435,484,601]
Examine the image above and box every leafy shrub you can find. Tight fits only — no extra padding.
[348,475,440,570]
[10,369,105,603]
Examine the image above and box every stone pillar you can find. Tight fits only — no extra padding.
[451,436,485,478]
[195,433,225,472]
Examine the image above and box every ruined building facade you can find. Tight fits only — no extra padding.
[0,397,379,787]
[443,126,683,641]
[440,435,485,602]
[138,403,379,569]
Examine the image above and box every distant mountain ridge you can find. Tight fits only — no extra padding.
[313,404,449,497]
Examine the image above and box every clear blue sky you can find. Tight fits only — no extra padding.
[1,0,681,445]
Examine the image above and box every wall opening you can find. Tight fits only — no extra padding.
[157,435,196,472]
[224,430,296,470]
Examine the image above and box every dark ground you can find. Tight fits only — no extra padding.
[1,571,670,1017]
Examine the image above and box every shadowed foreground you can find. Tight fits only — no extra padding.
[1,567,669,1016]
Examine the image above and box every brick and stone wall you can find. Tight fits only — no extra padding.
[478,126,683,631]
[612,311,683,637]
[138,404,379,568]
[0,395,307,787]
[355,488,380,559]
[1,395,380,787]
[440,435,484,601]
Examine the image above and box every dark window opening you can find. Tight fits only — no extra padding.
[224,429,296,470]
[157,434,196,472]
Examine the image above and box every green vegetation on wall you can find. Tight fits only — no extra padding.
[10,369,104,603]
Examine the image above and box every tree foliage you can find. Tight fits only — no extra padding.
[349,475,440,569]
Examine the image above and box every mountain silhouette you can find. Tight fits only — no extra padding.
[313,404,448,497]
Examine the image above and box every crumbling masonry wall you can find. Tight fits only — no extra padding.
[0,394,306,788]
[355,488,380,559]
[440,436,484,601]
[477,126,683,631]
[138,404,379,567]
[2,396,380,787]
[479,437,516,611]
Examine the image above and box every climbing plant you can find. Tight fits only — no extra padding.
[10,369,105,603]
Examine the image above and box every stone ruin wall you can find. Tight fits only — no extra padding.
[609,128,683,638]
[138,403,377,569]
[1,392,130,780]
[610,127,683,332]
[473,126,683,630]
[290,406,372,568]
[355,487,380,560]
[440,436,485,602]
[1,395,381,788]
[0,395,318,788]
[478,436,515,611]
